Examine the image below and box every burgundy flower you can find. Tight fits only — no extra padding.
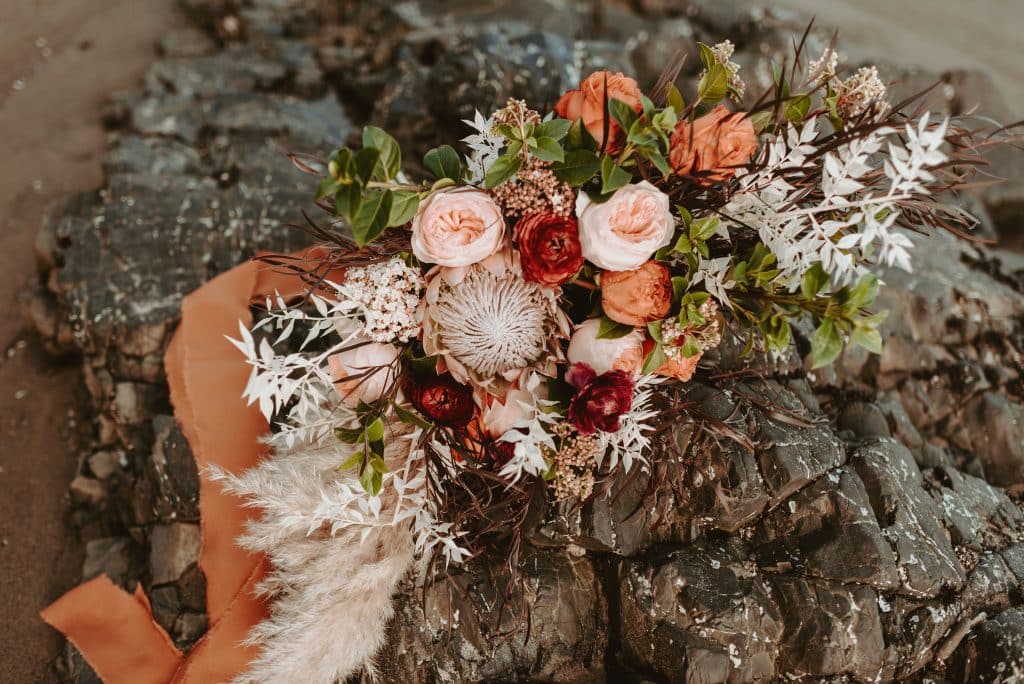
[405,372,475,428]
[514,213,585,287]
[567,363,634,435]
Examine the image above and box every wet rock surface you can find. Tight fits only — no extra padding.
[31,0,1024,681]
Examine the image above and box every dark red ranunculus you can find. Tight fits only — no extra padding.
[567,363,634,435]
[405,372,475,428]
[514,213,585,287]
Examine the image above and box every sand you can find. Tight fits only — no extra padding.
[0,1,183,680]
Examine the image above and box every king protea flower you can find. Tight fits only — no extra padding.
[420,250,570,397]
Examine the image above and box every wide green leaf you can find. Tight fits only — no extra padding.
[552,149,600,186]
[362,126,401,180]
[596,315,635,340]
[537,118,572,141]
[484,154,522,188]
[697,64,729,105]
[600,155,631,194]
[351,189,393,246]
[532,136,565,163]
[423,144,463,181]
[810,318,844,369]
[387,189,420,227]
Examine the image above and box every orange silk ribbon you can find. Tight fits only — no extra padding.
[42,257,313,683]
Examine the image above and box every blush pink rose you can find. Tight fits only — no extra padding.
[567,318,645,376]
[477,384,537,439]
[327,342,400,406]
[575,181,674,271]
[411,188,505,267]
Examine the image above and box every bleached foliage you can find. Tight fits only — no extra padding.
[722,114,951,289]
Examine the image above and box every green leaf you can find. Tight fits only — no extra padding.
[552,149,600,186]
[800,263,830,300]
[666,84,685,113]
[387,189,420,227]
[671,276,688,303]
[350,189,393,246]
[785,94,812,123]
[647,150,671,177]
[641,343,666,374]
[810,318,844,369]
[690,217,720,242]
[316,177,341,200]
[851,327,883,354]
[537,118,572,141]
[334,426,363,444]
[532,136,565,163]
[484,154,522,189]
[566,117,598,151]
[596,315,636,340]
[423,144,463,181]
[394,404,432,429]
[364,417,385,443]
[340,450,364,471]
[334,181,362,222]
[848,274,879,310]
[697,42,716,70]
[360,463,383,496]
[354,147,382,183]
[600,155,631,194]
[697,64,729,105]
[405,353,438,375]
[608,98,640,134]
[681,334,701,358]
[749,110,774,133]
[647,319,663,344]
[369,454,389,474]
[328,148,356,182]
[362,126,401,180]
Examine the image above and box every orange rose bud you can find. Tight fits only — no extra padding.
[555,70,643,154]
[601,261,672,327]
[641,338,701,382]
[669,105,757,183]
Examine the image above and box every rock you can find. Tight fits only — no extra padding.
[69,476,106,506]
[149,523,202,585]
[963,393,1024,487]
[849,439,966,597]
[753,465,900,590]
[925,466,1024,551]
[838,401,891,438]
[86,450,122,480]
[771,576,885,680]
[951,608,1024,682]
[377,549,607,683]
[81,537,138,585]
[148,415,201,523]
[620,540,783,684]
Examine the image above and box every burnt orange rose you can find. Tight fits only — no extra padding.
[641,338,701,382]
[669,105,757,183]
[601,261,672,327]
[555,71,643,154]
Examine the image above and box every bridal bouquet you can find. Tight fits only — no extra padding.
[231,39,976,569]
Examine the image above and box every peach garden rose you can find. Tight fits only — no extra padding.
[411,187,505,267]
[575,181,674,271]
[669,105,757,183]
[600,260,673,327]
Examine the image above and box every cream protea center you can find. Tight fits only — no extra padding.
[432,268,553,378]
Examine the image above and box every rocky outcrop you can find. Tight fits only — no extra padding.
[31,0,1024,682]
